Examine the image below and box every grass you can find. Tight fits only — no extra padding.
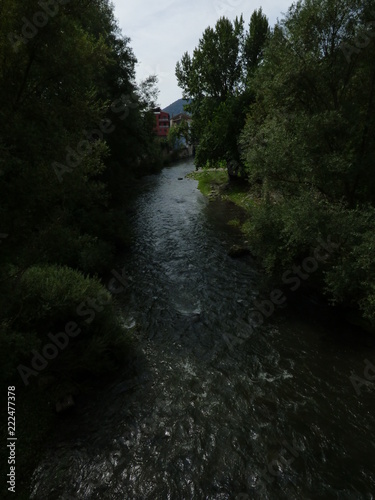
[223,184,254,211]
[189,168,254,212]
[188,168,229,197]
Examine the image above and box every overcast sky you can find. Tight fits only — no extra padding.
[112,0,292,109]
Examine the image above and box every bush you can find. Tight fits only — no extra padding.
[10,265,105,332]
[33,225,117,275]
[78,236,114,275]
[324,207,375,325]
[3,265,131,384]
[32,225,83,269]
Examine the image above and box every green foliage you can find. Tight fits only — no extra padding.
[244,8,270,75]
[241,0,375,204]
[27,225,114,275]
[222,182,254,210]
[190,169,229,196]
[323,207,375,323]
[10,265,107,332]
[0,0,157,487]
[168,121,190,149]
[0,0,161,275]
[181,0,375,325]
[176,17,244,101]
[237,0,375,324]
[176,12,269,173]
[2,265,131,383]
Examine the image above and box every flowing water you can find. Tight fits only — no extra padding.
[31,159,375,499]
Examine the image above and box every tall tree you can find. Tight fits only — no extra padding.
[239,0,375,323]
[176,12,269,174]
[0,0,162,386]
[244,8,270,76]
[0,0,160,272]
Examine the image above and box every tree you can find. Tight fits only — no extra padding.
[241,0,375,203]
[168,120,191,150]
[244,8,270,76]
[0,0,161,388]
[0,0,161,271]
[0,2,164,490]
[176,17,244,169]
[239,0,375,324]
[176,12,269,174]
[176,17,244,103]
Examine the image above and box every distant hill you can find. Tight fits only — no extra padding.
[163,98,191,117]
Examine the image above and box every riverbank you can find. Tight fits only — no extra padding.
[189,168,375,336]
[188,167,253,208]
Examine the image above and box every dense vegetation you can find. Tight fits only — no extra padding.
[176,9,269,175]
[0,0,162,488]
[177,0,375,328]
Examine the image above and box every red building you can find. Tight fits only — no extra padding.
[153,108,170,137]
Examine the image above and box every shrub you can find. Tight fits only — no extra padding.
[78,236,114,275]
[33,225,117,275]
[10,265,105,332]
[4,265,131,384]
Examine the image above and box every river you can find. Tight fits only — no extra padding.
[31,159,375,499]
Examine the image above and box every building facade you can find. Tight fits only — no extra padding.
[153,108,170,137]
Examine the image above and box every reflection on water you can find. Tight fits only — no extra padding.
[31,159,375,499]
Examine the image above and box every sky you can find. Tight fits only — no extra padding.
[112,0,292,109]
